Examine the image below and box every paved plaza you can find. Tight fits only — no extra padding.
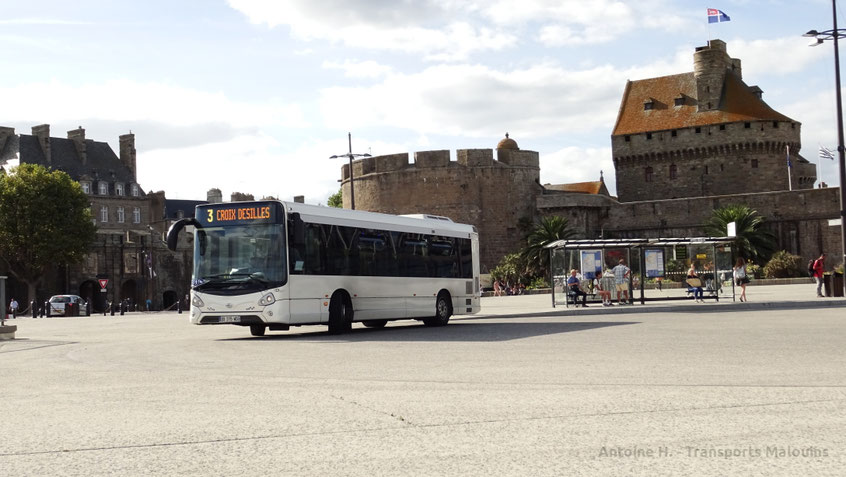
[1,284,844,476]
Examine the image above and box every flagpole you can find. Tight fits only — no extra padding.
[787,145,793,191]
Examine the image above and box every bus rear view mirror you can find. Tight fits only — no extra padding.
[166,217,201,251]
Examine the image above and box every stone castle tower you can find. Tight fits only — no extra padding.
[611,39,816,202]
[341,135,541,272]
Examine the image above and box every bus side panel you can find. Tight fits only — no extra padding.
[406,294,436,319]
[287,277,324,325]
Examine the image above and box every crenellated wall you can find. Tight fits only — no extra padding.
[341,148,541,272]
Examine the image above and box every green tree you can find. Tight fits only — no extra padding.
[490,252,529,285]
[521,215,576,279]
[703,204,776,265]
[327,188,343,208]
[0,164,97,304]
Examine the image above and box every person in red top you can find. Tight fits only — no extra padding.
[813,253,826,297]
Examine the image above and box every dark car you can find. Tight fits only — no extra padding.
[48,295,89,316]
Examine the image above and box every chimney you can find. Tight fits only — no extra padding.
[207,188,222,204]
[0,126,15,154]
[67,126,87,165]
[31,124,51,164]
[119,132,137,181]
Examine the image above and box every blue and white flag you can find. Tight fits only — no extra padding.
[820,146,836,161]
[787,145,792,168]
[707,8,731,23]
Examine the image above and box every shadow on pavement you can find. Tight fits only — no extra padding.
[221,320,640,343]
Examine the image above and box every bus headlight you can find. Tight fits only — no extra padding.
[258,293,276,306]
[192,295,205,307]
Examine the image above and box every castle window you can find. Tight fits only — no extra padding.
[751,159,759,168]
[745,122,751,128]
[646,133,653,140]
[719,124,726,131]
[98,181,108,195]
[131,184,140,197]
[645,167,654,182]
[704,165,709,175]
[100,206,109,223]
[624,135,630,142]
[720,164,724,172]
[773,121,779,128]
[117,206,125,223]
[674,96,685,107]
[695,127,702,134]
[669,164,678,179]
[671,130,677,137]
[792,123,796,129]
[133,207,141,224]
[80,182,90,194]
[643,100,654,110]
[115,183,125,196]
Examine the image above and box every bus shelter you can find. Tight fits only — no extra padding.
[546,237,737,307]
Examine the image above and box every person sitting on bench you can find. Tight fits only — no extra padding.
[567,269,589,307]
[687,264,704,303]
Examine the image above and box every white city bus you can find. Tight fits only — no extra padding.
[166,200,480,336]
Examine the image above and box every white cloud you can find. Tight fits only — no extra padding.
[322,59,393,79]
[727,36,829,77]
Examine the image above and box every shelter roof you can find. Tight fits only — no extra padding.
[545,237,736,249]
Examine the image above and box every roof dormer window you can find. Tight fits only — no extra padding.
[98,181,108,195]
[674,95,685,107]
[131,184,140,197]
[115,183,125,196]
[80,182,91,194]
[643,99,654,111]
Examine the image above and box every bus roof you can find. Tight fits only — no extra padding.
[280,201,476,237]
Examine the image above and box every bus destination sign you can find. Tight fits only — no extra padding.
[199,202,280,226]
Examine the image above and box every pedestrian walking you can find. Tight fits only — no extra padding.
[813,253,826,297]
[733,258,750,302]
[9,298,18,319]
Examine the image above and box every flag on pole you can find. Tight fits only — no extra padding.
[786,145,792,168]
[707,8,731,23]
[820,146,836,161]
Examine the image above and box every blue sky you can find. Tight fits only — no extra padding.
[1,0,843,202]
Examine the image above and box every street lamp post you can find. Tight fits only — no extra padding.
[805,0,846,297]
[330,133,371,210]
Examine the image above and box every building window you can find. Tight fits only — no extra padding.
[99,182,108,195]
[177,210,185,219]
[646,133,653,140]
[671,130,677,137]
[117,207,125,223]
[100,206,109,223]
[115,183,125,196]
[674,97,684,106]
[645,166,654,182]
[81,182,90,194]
[624,135,630,142]
[704,165,709,175]
[751,159,759,168]
[131,184,140,197]
[773,121,779,128]
[695,127,702,134]
[720,164,724,172]
[719,124,726,131]
[643,101,654,110]
[133,207,141,224]
[669,164,678,179]
[745,122,751,128]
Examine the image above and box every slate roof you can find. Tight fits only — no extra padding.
[16,134,138,186]
[612,71,796,136]
[545,181,609,195]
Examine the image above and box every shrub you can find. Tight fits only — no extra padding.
[527,277,549,290]
[746,263,762,279]
[763,250,804,278]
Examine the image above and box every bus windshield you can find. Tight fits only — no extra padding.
[192,223,287,293]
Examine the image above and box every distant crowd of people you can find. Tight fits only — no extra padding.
[492,279,525,296]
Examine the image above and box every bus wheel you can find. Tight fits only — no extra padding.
[328,292,353,335]
[250,324,266,336]
[424,292,452,327]
[362,320,387,328]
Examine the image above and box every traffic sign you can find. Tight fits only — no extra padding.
[98,279,108,289]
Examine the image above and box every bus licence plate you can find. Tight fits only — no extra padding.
[220,316,241,323]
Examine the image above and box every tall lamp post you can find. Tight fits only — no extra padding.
[330,133,370,210]
[805,0,846,297]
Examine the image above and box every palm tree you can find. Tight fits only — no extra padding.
[703,204,776,265]
[521,215,576,279]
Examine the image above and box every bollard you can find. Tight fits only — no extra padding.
[120,301,125,316]
[177,299,182,314]
[110,302,115,316]
[44,301,50,318]
[31,301,37,318]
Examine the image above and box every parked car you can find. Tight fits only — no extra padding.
[48,295,89,316]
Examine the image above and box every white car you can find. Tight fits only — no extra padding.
[48,295,89,316]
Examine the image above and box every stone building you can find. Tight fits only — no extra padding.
[0,124,196,311]
[612,39,816,202]
[341,134,542,270]
[339,40,842,271]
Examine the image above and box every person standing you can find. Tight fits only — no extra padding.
[733,258,749,302]
[612,259,631,305]
[9,298,19,319]
[813,253,826,297]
